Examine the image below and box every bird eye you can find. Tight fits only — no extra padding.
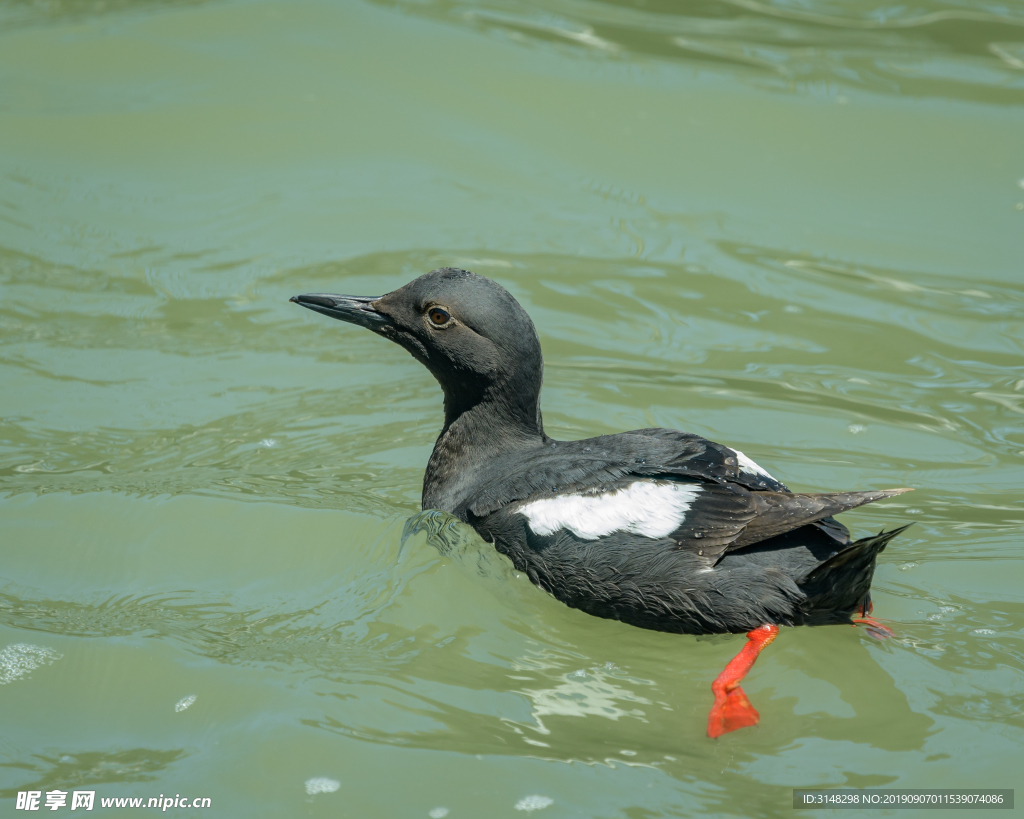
[428,307,451,326]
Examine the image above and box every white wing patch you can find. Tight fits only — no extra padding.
[518,480,702,540]
[732,448,773,479]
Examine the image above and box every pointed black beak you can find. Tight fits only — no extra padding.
[290,293,390,329]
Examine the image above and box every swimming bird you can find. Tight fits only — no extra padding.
[291,267,911,738]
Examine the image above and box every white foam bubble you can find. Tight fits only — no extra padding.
[515,795,553,812]
[305,777,340,795]
[429,809,450,818]
[174,695,197,712]
[0,643,61,685]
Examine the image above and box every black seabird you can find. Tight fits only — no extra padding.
[291,267,911,738]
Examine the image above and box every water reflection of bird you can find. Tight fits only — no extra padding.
[291,267,911,738]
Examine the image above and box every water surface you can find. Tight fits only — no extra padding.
[1,0,1022,816]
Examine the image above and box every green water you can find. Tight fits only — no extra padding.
[1,0,1023,815]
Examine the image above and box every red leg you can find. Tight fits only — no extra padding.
[850,597,893,639]
[849,595,893,638]
[707,624,779,739]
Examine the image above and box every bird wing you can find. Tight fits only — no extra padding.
[671,485,910,560]
[462,429,908,559]
[462,428,786,518]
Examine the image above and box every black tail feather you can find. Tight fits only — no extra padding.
[797,524,913,624]
[801,524,912,585]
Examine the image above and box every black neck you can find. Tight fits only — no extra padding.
[423,381,546,514]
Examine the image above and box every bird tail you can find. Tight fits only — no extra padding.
[797,524,913,621]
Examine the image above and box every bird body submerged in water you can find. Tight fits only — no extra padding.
[291,267,911,737]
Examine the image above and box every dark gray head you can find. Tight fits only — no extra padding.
[291,268,545,435]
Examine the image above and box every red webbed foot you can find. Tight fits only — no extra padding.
[707,684,760,738]
[852,616,894,639]
[707,624,779,739]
